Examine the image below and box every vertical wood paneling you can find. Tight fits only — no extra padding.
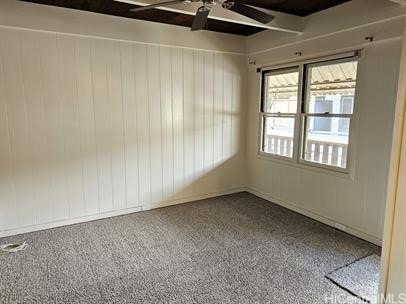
[105,40,126,211]
[91,39,114,213]
[223,56,233,160]
[0,45,5,231]
[160,46,174,199]
[0,87,8,231]
[134,44,151,207]
[58,35,85,219]
[74,37,100,215]
[231,55,243,154]
[148,45,163,203]
[1,29,36,228]
[39,33,70,221]
[0,34,17,230]
[172,48,184,194]
[19,31,53,224]
[204,52,214,172]
[213,53,224,166]
[183,49,195,184]
[120,42,139,207]
[194,50,205,178]
[0,27,246,235]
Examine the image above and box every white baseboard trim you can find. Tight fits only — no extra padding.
[246,187,383,246]
[150,187,246,209]
[0,187,246,238]
[0,206,143,238]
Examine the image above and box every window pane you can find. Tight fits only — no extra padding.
[262,116,295,158]
[313,97,333,132]
[307,61,357,114]
[303,117,350,168]
[340,96,354,114]
[264,69,299,114]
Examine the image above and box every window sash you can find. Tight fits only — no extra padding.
[260,113,298,160]
[302,57,358,115]
[261,67,300,115]
[299,57,358,171]
[300,114,353,171]
[260,65,303,161]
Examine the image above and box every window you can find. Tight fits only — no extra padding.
[260,67,300,159]
[259,55,359,172]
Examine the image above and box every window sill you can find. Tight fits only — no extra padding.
[256,152,355,181]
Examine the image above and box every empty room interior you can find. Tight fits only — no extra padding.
[1,0,406,303]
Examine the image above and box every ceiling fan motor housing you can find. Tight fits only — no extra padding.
[203,0,218,9]
[222,1,235,9]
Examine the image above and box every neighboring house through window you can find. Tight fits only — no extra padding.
[313,97,333,132]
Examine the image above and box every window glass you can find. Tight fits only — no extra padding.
[263,116,295,158]
[306,61,357,114]
[303,117,350,168]
[263,70,299,114]
[313,97,333,132]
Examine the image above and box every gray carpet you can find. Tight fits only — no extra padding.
[326,254,381,303]
[0,192,379,304]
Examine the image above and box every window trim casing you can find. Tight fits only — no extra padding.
[258,51,362,178]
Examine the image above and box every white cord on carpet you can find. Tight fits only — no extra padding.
[0,241,28,254]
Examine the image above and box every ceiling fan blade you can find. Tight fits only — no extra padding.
[223,2,274,24]
[191,6,210,31]
[130,0,184,13]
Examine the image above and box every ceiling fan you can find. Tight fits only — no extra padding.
[129,0,275,31]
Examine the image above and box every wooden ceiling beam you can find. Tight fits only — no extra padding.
[114,0,305,33]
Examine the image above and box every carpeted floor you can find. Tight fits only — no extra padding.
[326,254,381,303]
[0,192,380,304]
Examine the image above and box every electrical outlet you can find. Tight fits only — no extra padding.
[334,223,346,231]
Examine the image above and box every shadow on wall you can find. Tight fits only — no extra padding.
[0,26,247,233]
[154,153,245,209]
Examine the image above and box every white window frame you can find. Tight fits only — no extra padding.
[258,51,361,177]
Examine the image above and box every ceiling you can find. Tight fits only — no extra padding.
[21,0,351,36]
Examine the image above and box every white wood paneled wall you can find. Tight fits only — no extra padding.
[0,27,246,235]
